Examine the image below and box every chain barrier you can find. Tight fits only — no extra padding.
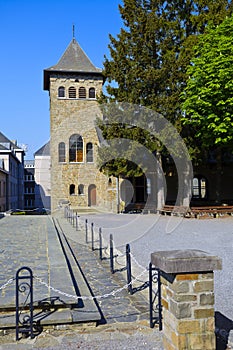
[0,277,15,291]
[64,206,150,283]
[34,268,147,301]
[0,266,147,302]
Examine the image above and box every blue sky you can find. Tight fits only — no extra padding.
[0,0,122,159]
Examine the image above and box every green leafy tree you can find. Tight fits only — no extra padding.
[101,0,233,123]
[181,15,233,201]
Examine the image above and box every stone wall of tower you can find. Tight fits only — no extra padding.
[49,73,117,213]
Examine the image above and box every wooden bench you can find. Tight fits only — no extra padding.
[158,205,190,217]
[124,203,143,213]
[190,206,233,218]
[124,203,157,214]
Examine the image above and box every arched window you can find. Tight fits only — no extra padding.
[86,142,93,163]
[69,184,75,195]
[192,176,207,199]
[69,134,83,162]
[68,86,76,98]
[79,87,86,98]
[78,184,84,195]
[58,86,65,98]
[89,87,95,99]
[58,142,66,162]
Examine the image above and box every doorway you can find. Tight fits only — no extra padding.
[88,184,96,206]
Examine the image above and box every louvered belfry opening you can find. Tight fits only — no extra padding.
[69,86,76,98]
[79,87,86,98]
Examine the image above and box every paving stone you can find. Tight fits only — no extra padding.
[0,215,101,326]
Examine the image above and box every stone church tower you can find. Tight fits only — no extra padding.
[43,37,117,212]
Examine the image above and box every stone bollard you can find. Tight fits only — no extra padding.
[151,249,222,350]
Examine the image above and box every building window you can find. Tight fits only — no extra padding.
[78,184,84,195]
[86,143,93,163]
[89,87,95,99]
[69,134,83,162]
[58,142,66,162]
[58,86,65,98]
[70,184,75,195]
[79,87,86,98]
[192,176,207,199]
[69,86,76,98]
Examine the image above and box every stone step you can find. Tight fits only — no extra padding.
[51,218,101,324]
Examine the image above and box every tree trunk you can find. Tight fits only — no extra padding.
[156,152,165,210]
[215,148,222,204]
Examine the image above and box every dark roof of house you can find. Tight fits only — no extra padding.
[34,141,50,156]
[44,39,103,90]
[0,131,23,151]
[0,131,13,145]
[0,144,8,151]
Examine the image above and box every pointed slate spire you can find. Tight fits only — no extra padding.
[44,38,102,90]
[50,38,101,73]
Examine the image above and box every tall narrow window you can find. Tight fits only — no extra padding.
[192,176,207,199]
[86,143,93,163]
[89,87,95,99]
[68,86,76,98]
[69,134,83,162]
[79,87,86,98]
[58,86,65,97]
[58,142,66,162]
[78,184,84,195]
[70,184,75,195]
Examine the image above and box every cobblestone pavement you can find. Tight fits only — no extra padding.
[0,216,51,306]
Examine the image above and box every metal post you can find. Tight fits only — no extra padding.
[126,244,133,294]
[149,262,153,328]
[85,219,88,243]
[158,269,162,331]
[75,214,78,231]
[110,234,114,274]
[91,223,94,251]
[99,228,103,260]
[149,263,163,330]
[16,267,34,340]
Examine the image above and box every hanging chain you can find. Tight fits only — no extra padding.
[0,277,15,291]
[34,268,148,301]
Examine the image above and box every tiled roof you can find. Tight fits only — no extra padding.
[0,131,12,144]
[48,39,102,73]
[0,131,21,151]
[34,141,50,156]
[44,39,102,90]
[0,144,8,151]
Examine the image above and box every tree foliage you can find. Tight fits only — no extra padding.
[181,15,233,150]
[101,0,233,123]
[98,0,233,177]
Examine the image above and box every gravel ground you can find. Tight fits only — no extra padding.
[0,322,163,350]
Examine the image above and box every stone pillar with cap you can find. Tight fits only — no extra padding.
[151,249,222,350]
